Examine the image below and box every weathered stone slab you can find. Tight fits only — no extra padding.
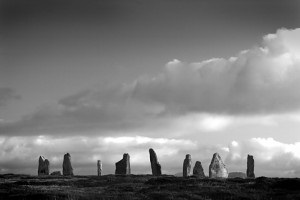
[149,148,162,176]
[183,154,192,177]
[63,153,73,176]
[38,156,49,176]
[115,153,131,175]
[97,160,102,176]
[247,154,255,178]
[209,153,228,178]
[193,161,205,178]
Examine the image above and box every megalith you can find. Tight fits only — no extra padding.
[247,154,255,178]
[63,153,74,176]
[209,153,228,178]
[193,161,205,178]
[183,154,192,177]
[38,156,49,175]
[115,153,131,175]
[149,148,162,176]
[97,160,102,176]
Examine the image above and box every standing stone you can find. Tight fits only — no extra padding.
[183,154,192,177]
[149,148,162,176]
[38,156,49,176]
[209,153,228,178]
[63,153,73,176]
[247,154,255,178]
[115,153,131,175]
[97,160,102,176]
[193,161,205,178]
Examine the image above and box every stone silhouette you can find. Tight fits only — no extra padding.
[115,153,131,175]
[38,156,49,176]
[50,171,61,176]
[183,154,192,177]
[193,161,205,178]
[63,153,74,176]
[149,148,162,176]
[228,172,246,178]
[97,160,102,176]
[209,153,228,178]
[247,154,255,178]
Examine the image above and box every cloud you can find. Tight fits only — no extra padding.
[0,135,225,175]
[0,87,20,107]
[1,28,300,137]
[133,28,300,114]
[2,134,299,177]
[2,28,300,177]
[225,138,300,177]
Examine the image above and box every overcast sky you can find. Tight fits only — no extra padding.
[1,0,300,177]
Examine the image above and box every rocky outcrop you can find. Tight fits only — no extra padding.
[50,171,61,176]
[193,161,205,178]
[209,153,228,178]
[97,160,102,176]
[115,153,131,175]
[228,172,246,178]
[247,155,255,178]
[63,153,73,176]
[38,156,49,176]
[149,148,162,176]
[183,154,192,177]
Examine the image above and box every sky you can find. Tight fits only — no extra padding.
[1,0,300,177]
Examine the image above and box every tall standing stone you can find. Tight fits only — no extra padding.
[183,154,192,177]
[209,153,228,178]
[115,153,131,175]
[193,161,205,178]
[247,154,255,178]
[149,148,162,176]
[97,160,102,176]
[38,156,49,176]
[63,153,73,176]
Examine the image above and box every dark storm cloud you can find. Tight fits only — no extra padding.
[0,87,20,107]
[0,0,125,23]
[0,83,163,136]
[2,0,299,22]
[1,0,299,38]
[1,0,299,89]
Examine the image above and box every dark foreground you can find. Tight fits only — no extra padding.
[1,174,300,200]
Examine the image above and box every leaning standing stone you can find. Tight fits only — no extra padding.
[115,153,131,175]
[97,160,102,176]
[38,156,50,176]
[149,148,162,176]
[193,161,205,178]
[183,154,192,177]
[63,153,74,176]
[209,153,228,178]
[247,154,255,178]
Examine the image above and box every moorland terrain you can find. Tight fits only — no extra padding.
[1,174,300,200]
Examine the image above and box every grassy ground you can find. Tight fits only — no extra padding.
[1,174,300,200]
